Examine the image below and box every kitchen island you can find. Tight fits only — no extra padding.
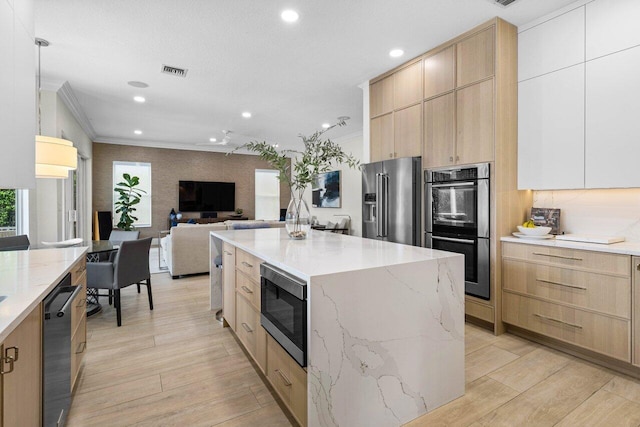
[210,228,464,427]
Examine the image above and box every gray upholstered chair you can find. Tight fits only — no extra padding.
[87,237,153,326]
[0,235,30,251]
[109,230,140,244]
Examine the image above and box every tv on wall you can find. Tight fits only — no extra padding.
[179,181,235,212]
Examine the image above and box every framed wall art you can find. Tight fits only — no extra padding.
[311,171,341,208]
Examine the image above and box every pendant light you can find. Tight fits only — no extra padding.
[35,38,77,179]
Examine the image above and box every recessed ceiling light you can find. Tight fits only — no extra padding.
[272,144,279,148]
[133,96,146,103]
[127,81,149,88]
[322,123,331,129]
[389,49,404,58]
[242,111,252,118]
[209,138,217,142]
[134,130,142,135]
[281,9,299,23]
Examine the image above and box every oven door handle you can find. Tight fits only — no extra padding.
[431,236,475,244]
[431,181,476,188]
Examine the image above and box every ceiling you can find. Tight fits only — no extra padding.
[34,0,578,153]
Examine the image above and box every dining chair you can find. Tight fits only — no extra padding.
[86,237,153,327]
[108,230,140,244]
[0,234,30,251]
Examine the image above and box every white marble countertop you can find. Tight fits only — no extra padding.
[0,247,87,342]
[211,228,461,280]
[501,236,640,256]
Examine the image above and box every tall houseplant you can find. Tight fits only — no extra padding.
[114,173,146,231]
[233,120,359,239]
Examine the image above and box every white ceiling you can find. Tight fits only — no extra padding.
[34,0,578,153]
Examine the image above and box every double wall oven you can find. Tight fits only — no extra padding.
[425,163,490,300]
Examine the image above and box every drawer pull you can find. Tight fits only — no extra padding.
[637,263,640,272]
[536,279,587,291]
[241,322,253,333]
[241,285,253,294]
[532,252,583,261]
[224,250,233,256]
[0,356,14,375]
[533,313,582,329]
[5,346,19,362]
[275,369,292,386]
[76,342,86,354]
[76,298,86,308]
[241,261,254,268]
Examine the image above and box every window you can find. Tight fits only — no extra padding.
[0,189,16,237]
[255,170,280,220]
[112,161,152,228]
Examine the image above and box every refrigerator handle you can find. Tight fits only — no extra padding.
[376,173,388,238]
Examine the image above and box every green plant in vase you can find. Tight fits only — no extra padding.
[231,120,358,239]
[114,173,146,231]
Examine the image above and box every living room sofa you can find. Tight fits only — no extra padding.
[160,220,285,278]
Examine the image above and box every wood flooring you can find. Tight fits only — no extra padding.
[69,273,640,426]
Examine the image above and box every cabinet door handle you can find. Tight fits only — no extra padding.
[636,263,640,271]
[5,346,18,362]
[449,156,453,162]
[224,250,233,256]
[241,322,253,333]
[536,278,587,291]
[275,369,292,386]
[76,342,86,354]
[532,252,583,261]
[533,313,582,329]
[241,261,253,268]
[0,356,14,375]
[241,285,253,294]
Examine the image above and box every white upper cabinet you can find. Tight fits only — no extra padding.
[518,7,585,82]
[518,64,585,190]
[587,0,640,60]
[585,45,640,188]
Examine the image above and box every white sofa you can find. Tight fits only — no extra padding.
[160,220,285,278]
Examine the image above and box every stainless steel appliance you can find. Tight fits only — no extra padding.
[260,263,307,367]
[43,272,83,427]
[362,156,421,246]
[425,163,490,299]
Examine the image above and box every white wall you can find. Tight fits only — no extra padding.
[533,189,640,243]
[300,132,364,237]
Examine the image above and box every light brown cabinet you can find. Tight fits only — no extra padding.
[70,258,87,392]
[393,104,422,159]
[370,75,394,117]
[456,78,494,165]
[423,93,455,168]
[267,335,307,426]
[424,46,455,99]
[457,27,495,87]
[394,61,422,109]
[1,306,42,427]
[222,242,236,330]
[370,113,394,162]
[634,257,640,367]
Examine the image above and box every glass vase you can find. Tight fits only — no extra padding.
[285,197,311,240]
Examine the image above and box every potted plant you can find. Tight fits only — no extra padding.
[232,120,358,239]
[114,173,146,231]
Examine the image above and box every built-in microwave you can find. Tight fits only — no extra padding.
[260,263,307,367]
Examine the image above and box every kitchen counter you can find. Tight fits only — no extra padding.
[501,236,640,256]
[0,247,87,342]
[210,228,465,427]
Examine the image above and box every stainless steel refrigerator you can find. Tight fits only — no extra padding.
[362,156,421,246]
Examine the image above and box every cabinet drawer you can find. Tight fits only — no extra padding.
[236,270,260,311]
[503,242,630,276]
[236,249,262,282]
[503,259,631,318]
[503,292,630,361]
[71,281,87,334]
[71,257,87,286]
[267,334,292,404]
[236,294,258,357]
[71,315,87,391]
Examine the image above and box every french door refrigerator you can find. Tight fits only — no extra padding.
[362,156,421,246]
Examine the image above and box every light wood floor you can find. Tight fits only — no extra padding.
[69,273,640,426]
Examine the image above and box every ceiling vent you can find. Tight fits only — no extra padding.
[161,65,188,78]
[490,0,518,7]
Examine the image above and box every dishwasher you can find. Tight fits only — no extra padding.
[43,273,82,427]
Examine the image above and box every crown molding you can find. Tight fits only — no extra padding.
[57,82,97,140]
[92,137,254,155]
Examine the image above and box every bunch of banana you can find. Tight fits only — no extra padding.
[522,219,536,228]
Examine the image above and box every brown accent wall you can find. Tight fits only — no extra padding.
[92,143,291,239]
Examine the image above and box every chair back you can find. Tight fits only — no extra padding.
[0,235,30,251]
[113,237,152,289]
[109,230,140,244]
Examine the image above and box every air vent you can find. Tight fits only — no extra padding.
[161,65,188,78]
[490,0,518,7]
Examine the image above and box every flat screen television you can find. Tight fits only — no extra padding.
[178,181,235,212]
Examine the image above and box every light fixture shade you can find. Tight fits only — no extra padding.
[35,135,78,179]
